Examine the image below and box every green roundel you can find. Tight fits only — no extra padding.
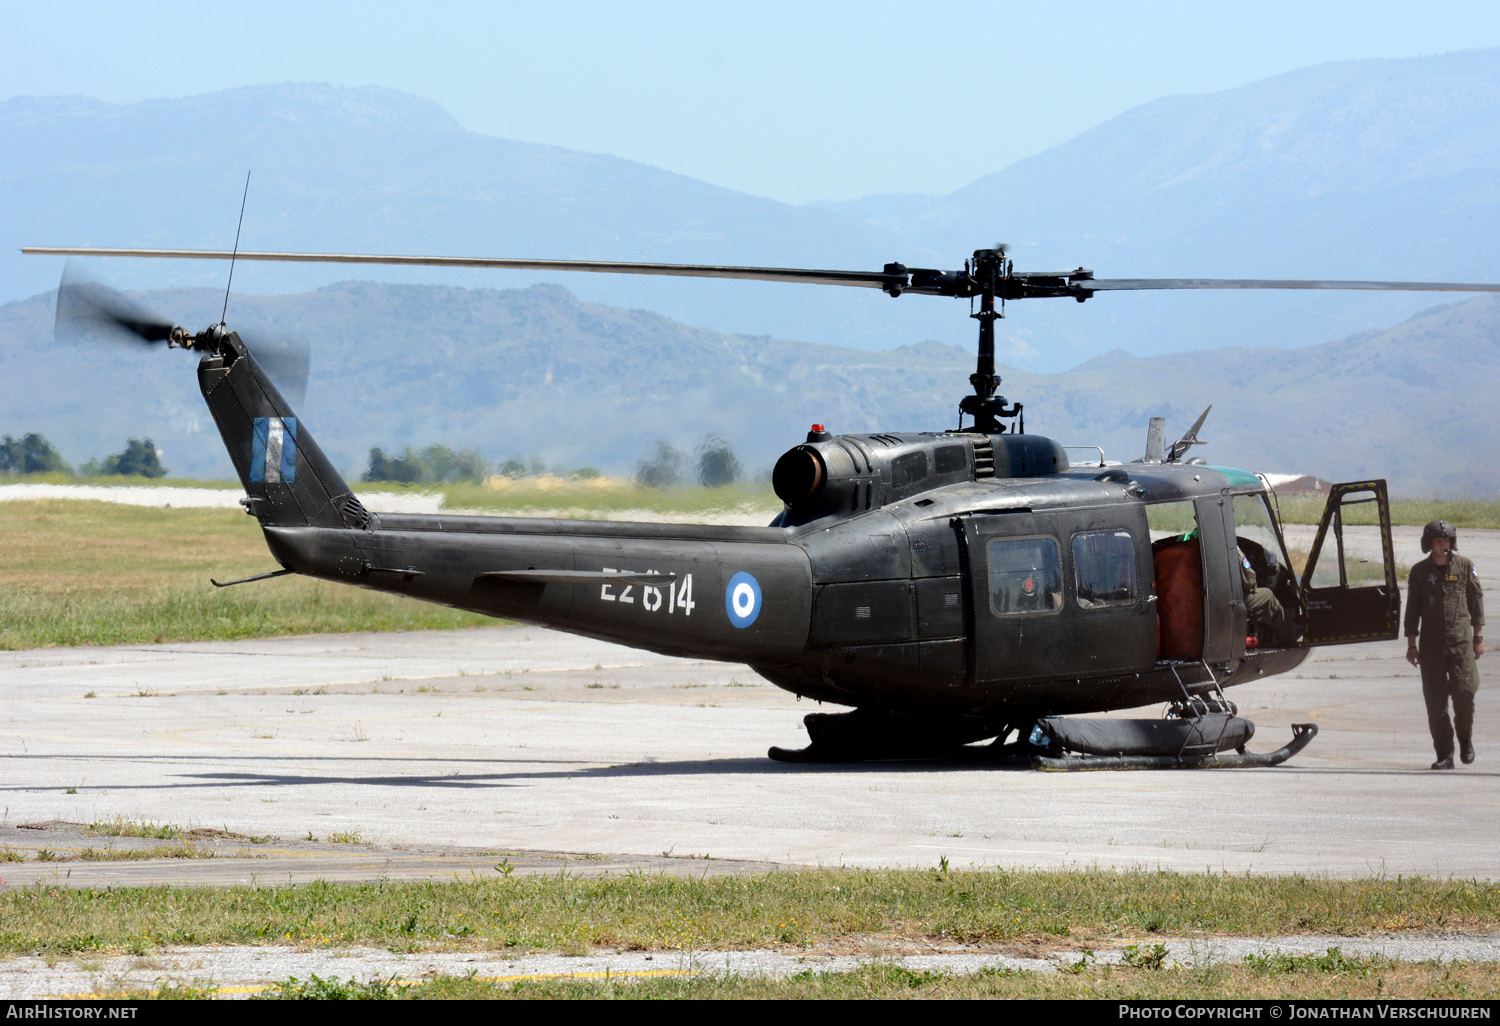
[1207,465,1262,490]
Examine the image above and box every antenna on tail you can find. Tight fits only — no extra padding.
[220,170,251,326]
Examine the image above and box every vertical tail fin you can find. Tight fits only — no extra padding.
[198,331,369,530]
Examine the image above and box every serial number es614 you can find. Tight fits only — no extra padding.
[599,569,696,616]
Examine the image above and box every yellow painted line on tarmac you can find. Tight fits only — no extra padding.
[0,844,463,862]
[5,732,171,746]
[479,968,692,983]
[1308,693,1410,731]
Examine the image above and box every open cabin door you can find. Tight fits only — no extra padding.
[1298,480,1401,645]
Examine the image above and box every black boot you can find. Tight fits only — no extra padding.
[1431,756,1455,770]
[1460,739,1476,765]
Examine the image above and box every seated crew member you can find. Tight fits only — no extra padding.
[1240,541,1291,646]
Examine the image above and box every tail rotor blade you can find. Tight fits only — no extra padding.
[52,261,310,407]
[241,329,311,409]
[55,260,176,346]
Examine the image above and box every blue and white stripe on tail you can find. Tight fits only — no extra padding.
[251,417,298,484]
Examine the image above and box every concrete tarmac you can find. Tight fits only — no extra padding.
[2,527,1498,886]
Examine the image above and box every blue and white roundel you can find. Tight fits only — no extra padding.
[725,571,762,628]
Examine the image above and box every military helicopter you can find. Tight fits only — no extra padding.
[24,242,1500,768]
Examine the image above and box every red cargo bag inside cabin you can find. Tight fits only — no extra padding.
[1153,537,1204,660]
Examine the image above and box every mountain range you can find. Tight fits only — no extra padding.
[2,280,1496,495]
[4,49,1497,371]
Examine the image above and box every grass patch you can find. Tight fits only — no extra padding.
[0,499,494,649]
[396,959,1500,999]
[77,845,207,861]
[1276,495,1500,529]
[101,959,1500,1000]
[84,819,184,840]
[0,472,239,489]
[432,478,778,519]
[2,870,1498,958]
[259,974,399,1000]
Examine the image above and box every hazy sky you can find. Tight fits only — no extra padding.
[5,1,1500,204]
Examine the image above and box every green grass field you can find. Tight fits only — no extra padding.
[0,471,782,519]
[0,481,782,649]
[429,477,779,519]
[0,499,493,649]
[0,471,240,489]
[1274,494,1500,528]
[5,868,1498,955]
[114,958,1499,1000]
[6,869,1498,999]
[241,959,1496,1000]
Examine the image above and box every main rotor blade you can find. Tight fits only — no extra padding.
[22,247,901,291]
[1080,277,1500,294]
[26,247,1500,299]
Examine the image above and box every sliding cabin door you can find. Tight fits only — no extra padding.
[963,507,1156,683]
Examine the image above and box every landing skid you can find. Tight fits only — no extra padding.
[1031,722,1318,771]
[767,702,1320,769]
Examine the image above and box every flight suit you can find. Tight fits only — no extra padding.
[1240,551,1290,646]
[1404,552,1484,761]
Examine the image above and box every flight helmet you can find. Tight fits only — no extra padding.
[1421,519,1458,553]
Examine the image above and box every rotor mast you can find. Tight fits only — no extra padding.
[959,248,1023,434]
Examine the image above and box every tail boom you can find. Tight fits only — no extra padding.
[261,516,815,662]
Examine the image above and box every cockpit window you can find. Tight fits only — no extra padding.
[1232,492,1290,567]
[1074,530,1137,609]
[987,536,1062,616]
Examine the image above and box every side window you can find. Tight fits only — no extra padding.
[1147,499,1198,542]
[987,536,1061,616]
[1074,530,1137,609]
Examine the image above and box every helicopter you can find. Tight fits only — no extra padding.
[23,242,1500,768]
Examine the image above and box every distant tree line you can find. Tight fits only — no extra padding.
[0,433,69,476]
[357,436,743,490]
[492,456,601,480]
[635,434,742,488]
[363,445,609,485]
[81,439,168,478]
[2,433,167,478]
[6,430,746,488]
[363,445,492,485]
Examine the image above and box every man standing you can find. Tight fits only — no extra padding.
[1404,520,1484,769]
